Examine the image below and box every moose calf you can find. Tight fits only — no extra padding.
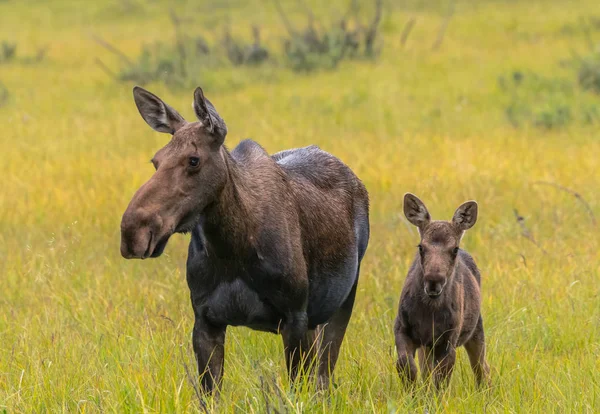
[120,86,370,393]
[394,193,489,388]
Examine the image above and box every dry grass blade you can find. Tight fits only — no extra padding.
[179,346,208,413]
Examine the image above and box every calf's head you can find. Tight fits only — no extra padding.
[403,193,478,299]
[120,86,228,259]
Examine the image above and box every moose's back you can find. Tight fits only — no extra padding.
[273,145,370,325]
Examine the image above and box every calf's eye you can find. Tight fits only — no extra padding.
[418,244,424,254]
[189,156,200,167]
[452,247,459,255]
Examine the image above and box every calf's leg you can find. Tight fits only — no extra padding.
[464,316,490,386]
[395,324,418,385]
[418,346,434,381]
[432,344,456,389]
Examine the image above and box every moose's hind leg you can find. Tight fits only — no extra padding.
[315,279,358,390]
[464,316,490,387]
[282,310,310,383]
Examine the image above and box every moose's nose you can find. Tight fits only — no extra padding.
[120,226,152,259]
[120,207,161,259]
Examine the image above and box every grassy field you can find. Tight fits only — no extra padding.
[1,0,600,412]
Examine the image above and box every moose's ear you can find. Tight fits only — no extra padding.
[404,193,431,230]
[193,87,228,145]
[193,87,214,133]
[452,201,478,231]
[133,86,186,134]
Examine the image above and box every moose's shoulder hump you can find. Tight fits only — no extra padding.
[231,139,269,162]
[271,145,321,164]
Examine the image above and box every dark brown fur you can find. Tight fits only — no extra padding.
[120,87,370,393]
[394,193,489,388]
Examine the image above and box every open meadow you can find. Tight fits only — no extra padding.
[1,0,600,412]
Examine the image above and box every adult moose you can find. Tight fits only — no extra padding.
[394,193,489,389]
[120,86,370,393]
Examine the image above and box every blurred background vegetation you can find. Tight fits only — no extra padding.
[1,0,600,412]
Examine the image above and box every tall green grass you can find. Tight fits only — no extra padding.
[1,0,599,412]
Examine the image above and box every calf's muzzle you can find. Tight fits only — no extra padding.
[424,274,446,298]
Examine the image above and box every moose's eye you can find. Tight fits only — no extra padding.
[452,247,459,256]
[418,244,424,254]
[189,156,200,168]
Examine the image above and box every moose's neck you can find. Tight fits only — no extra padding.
[201,148,257,256]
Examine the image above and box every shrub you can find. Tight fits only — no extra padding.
[497,70,593,130]
[577,51,600,94]
[0,41,16,63]
[0,40,48,64]
[276,0,383,72]
[95,10,271,89]
[0,82,9,108]
[94,1,386,89]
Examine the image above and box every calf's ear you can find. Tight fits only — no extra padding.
[404,193,431,230]
[452,201,478,231]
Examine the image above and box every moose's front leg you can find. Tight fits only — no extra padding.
[394,326,418,386]
[433,344,456,389]
[281,310,309,382]
[192,313,227,395]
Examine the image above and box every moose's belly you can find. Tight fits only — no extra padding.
[306,253,359,328]
[204,279,283,333]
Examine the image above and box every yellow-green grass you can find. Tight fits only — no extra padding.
[1,0,600,412]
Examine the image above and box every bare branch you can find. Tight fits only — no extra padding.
[342,0,359,23]
[532,181,596,226]
[258,376,283,414]
[169,8,187,77]
[514,209,547,254]
[94,58,119,80]
[364,0,383,56]
[400,17,416,47]
[269,375,287,411]
[0,82,8,108]
[519,253,527,267]
[89,33,133,66]
[296,0,323,31]
[179,346,208,413]
[432,0,455,51]
[273,0,297,37]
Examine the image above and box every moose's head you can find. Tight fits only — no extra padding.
[403,193,478,298]
[120,87,228,259]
